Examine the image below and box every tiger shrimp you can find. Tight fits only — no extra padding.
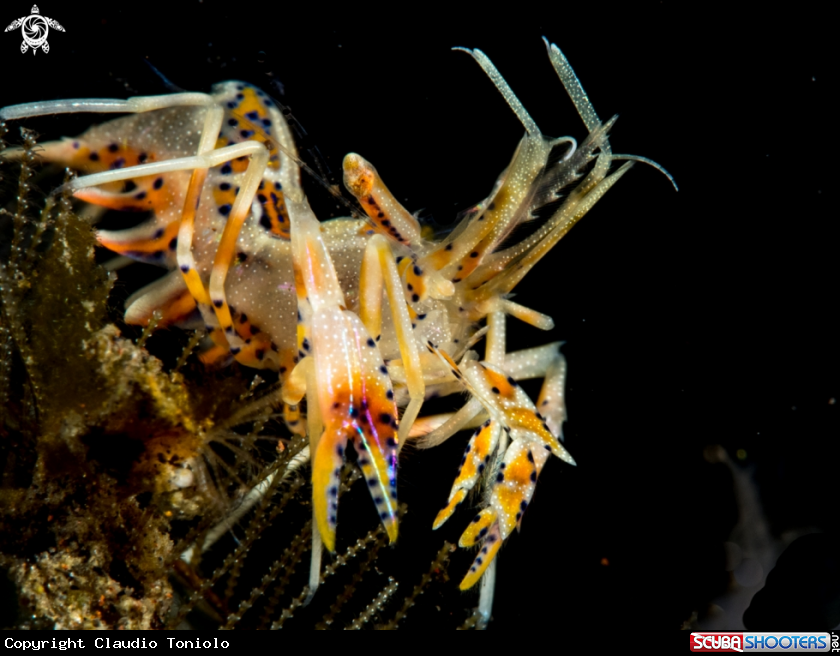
[0,37,675,625]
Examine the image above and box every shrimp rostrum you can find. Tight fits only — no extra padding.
[0,39,673,615]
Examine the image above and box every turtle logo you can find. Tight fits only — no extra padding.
[5,5,65,55]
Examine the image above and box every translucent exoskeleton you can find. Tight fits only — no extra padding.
[0,38,675,626]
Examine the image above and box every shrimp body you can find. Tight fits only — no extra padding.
[0,39,672,613]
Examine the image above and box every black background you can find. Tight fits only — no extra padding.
[1,2,836,631]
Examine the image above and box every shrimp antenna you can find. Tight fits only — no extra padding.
[142,59,185,93]
[612,154,678,191]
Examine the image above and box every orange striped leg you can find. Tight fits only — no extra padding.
[359,235,425,449]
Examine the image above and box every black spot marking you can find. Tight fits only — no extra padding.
[379,365,388,375]
[255,349,265,361]
[379,413,392,425]
[413,265,422,276]
[520,500,528,510]
[221,163,232,174]
[302,338,310,351]
[491,387,500,394]
[411,293,419,303]
[527,451,534,463]
[336,445,344,457]
[386,390,394,400]
[472,515,481,524]
[366,338,375,347]
[470,251,479,258]
[153,177,164,190]
[213,299,223,308]
[220,182,231,191]
[496,472,504,482]
[89,152,100,161]
[530,471,537,482]
[386,437,397,448]
[227,118,238,126]
[368,478,378,487]
[135,191,147,200]
[168,237,177,251]
[445,244,453,251]
[179,264,189,273]
[219,204,232,216]
[230,347,241,355]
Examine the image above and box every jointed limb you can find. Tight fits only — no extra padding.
[359,235,426,451]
